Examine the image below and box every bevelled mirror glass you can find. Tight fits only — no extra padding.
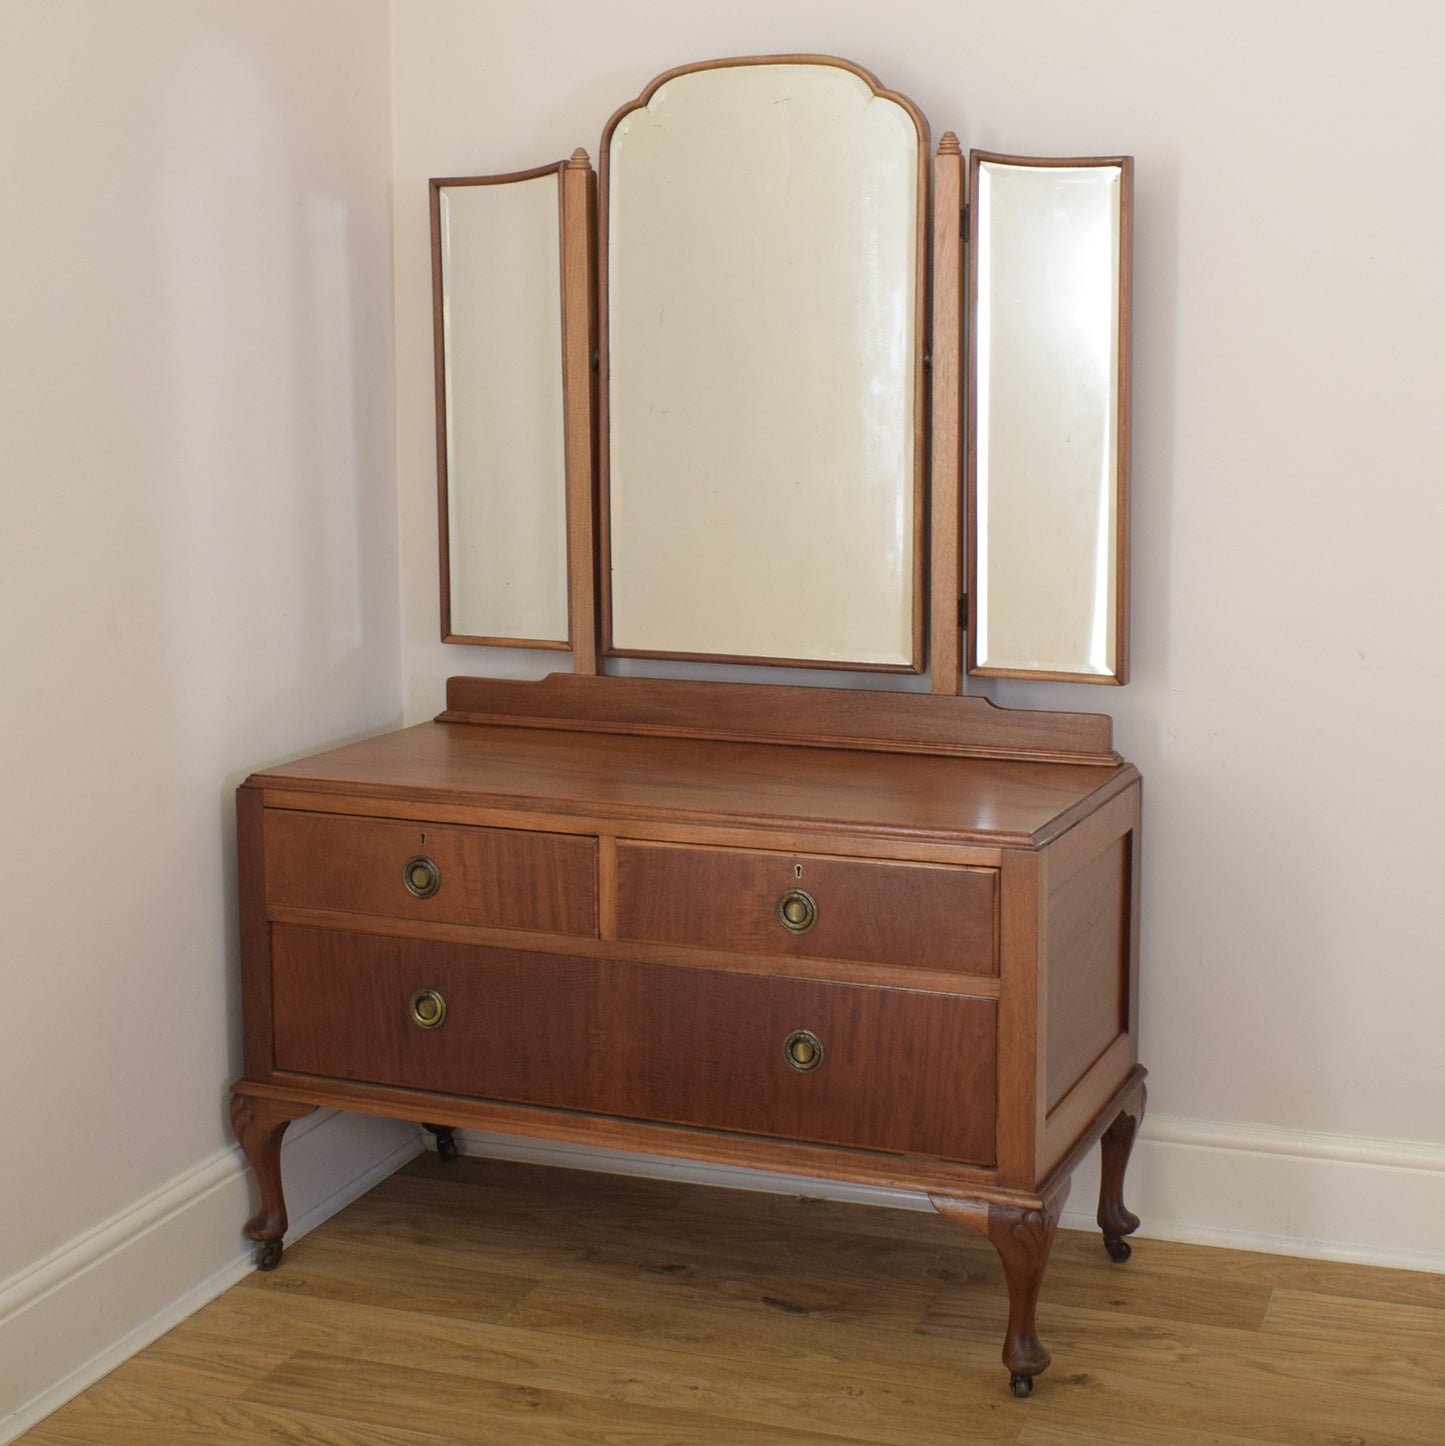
[968,153,1132,683]
[432,167,571,647]
[602,59,928,669]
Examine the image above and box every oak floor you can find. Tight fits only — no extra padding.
[18,1152,1445,1445]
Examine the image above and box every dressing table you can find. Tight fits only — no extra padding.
[231,55,1143,1397]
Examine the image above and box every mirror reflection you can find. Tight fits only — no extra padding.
[433,170,570,645]
[604,61,926,668]
[971,157,1129,682]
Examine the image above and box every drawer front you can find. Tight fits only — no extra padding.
[264,811,597,936]
[615,841,996,974]
[272,927,997,1164]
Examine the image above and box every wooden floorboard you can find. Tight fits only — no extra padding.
[17,1152,1445,1445]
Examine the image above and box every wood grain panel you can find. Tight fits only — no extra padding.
[263,809,597,937]
[995,849,1043,1187]
[441,671,1119,763]
[252,719,1135,848]
[236,783,272,1082]
[928,135,964,695]
[1045,834,1130,1109]
[615,840,996,973]
[560,151,599,673]
[271,927,996,1163]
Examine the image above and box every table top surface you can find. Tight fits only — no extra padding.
[250,719,1137,848]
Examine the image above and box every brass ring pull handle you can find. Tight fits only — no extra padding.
[783,1029,824,1073]
[409,988,447,1029]
[776,888,818,934]
[403,856,441,899]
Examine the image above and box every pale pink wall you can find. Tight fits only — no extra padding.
[0,0,400,1286]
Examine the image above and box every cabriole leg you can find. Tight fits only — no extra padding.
[931,1181,1069,1397]
[1098,1078,1147,1262]
[230,1093,315,1270]
[422,1122,459,1161]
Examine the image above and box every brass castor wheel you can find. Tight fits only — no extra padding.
[255,1239,282,1272]
[1010,1373,1033,1398]
[423,1123,459,1161]
[1103,1233,1132,1263]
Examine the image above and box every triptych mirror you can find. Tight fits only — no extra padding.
[430,55,1132,688]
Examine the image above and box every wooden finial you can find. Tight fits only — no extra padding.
[938,132,962,156]
[569,148,591,168]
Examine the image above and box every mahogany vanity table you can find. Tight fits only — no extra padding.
[231,56,1143,1397]
[232,673,1144,1396]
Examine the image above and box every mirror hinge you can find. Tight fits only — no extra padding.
[961,204,969,241]
[958,593,968,628]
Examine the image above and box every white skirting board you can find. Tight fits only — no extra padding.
[0,1110,421,1445]
[1063,1115,1445,1272]
[443,1114,1445,1275]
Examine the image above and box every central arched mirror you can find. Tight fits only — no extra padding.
[600,58,929,670]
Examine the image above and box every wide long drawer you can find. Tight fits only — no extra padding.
[263,810,597,936]
[271,927,997,1164]
[615,841,997,974]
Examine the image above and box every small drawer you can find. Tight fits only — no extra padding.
[263,810,597,936]
[271,927,997,1164]
[615,841,996,974]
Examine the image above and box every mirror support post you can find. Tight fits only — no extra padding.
[928,134,964,694]
[561,150,600,674]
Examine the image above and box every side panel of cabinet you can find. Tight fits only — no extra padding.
[270,926,998,1164]
[1038,782,1141,1175]
[1045,834,1131,1108]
